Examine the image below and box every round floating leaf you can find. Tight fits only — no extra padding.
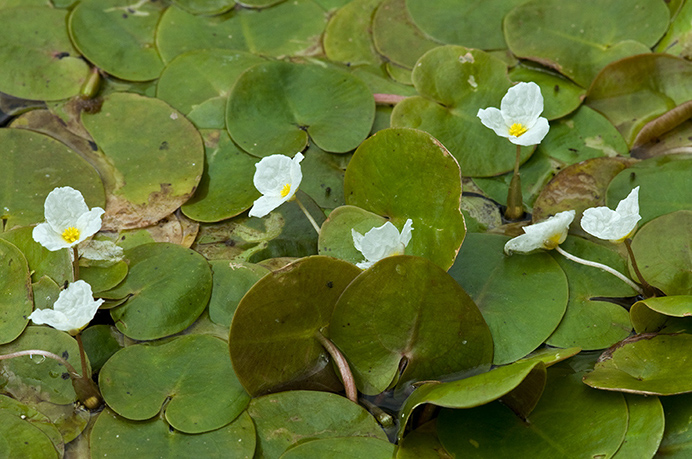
[0,227,73,286]
[170,0,235,15]
[448,233,568,365]
[208,260,269,328]
[437,366,628,458]
[0,395,61,459]
[629,211,692,296]
[79,260,128,293]
[80,324,121,374]
[226,61,374,156]
[156,50,265,130]
[90,409,256,458]
[100,334,249,434]
[612,394,664,459]
[318,205,388,265]
[102,243,212,340]
[583,334,692,396]
[180,130,259,223]
[630,295,692,335]
[0,239,32,344]
[508,63,585,120]
[656,0,692,58]
[343,128,465,270]
[546,237,634,350]
[81,92,204,230]
[323,0,382,66]
[68,0,166,81]
[406,0,529,50]
[300,144,350,209]
[390,46,535,177]
[396,420,451,459]
[0,326,86,405]
[0,7,89,100]
[504,0,669,87]
[31,276,61,312]
[330,256,493,395]
[658,393,692,456]
[281,437,396,459]
[229,256,361,396]
[0,129,105,230]
[606,155,692,227]
[398,360,547,440]
[586,54,692,146]
[248,390,388,459]
[371,0,439,69]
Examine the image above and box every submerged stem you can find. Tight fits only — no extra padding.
[314,331,357,403]
[295,197,321,235]
[555,246,644,295]
[504,145,524,221]
[72,247,80,281]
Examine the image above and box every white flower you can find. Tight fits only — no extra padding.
[352,219,414,269]
[32,187,105,251]
[504,210,575,255]
[28,280,104,334]
[581,186,641,242]
[248,153,304,218]
[477,82,550,146]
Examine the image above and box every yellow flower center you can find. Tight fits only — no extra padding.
[280,183,291,198]
[543,233,563,250]
[509,123,528,137]
[62,227,80,243]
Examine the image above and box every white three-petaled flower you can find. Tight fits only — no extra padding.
[477,82,550,146]
[28,280,104,335]
[32,187,105,251]
[248,153,304,218]
[504,210,575,255]
[581,186,641,242]
[352,219,414,269]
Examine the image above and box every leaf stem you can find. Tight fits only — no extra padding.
[504,145,524,220]
[314,331,357,403]
[295,197,321,235]
[373,93,407,105]
[623,238,655,296]
[555,246,644,294]
[72,247,80,281]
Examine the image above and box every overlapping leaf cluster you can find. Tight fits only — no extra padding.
[1,0,691,457]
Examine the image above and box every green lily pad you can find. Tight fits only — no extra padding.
[68,0,166,81]
[504,0,669,87]
[657,393,692,456]
[248,390,388,459]
[395,420,451,459]
[508,62,585,121]
[391,46,535,177]
[31,276,61,312]
[281,437,396,459]
[436,366,628,458]
[449,233,568,365]
[0,128,105,231]
[546,236,634,350]
[343,128,466,270]
[0,7,89,100]
[100,334,249,434]
[630,295,692,334]
[156,50,265,130]
[318,205,388,264]
[79,260,128,293]
[170,0,235,15]
[0,226,73,286]
[371,0,439,69]
[208,260,269,328]
[406,0,529,50]
[612,394,664,459]
[323,0,382,66]
[0,239,32,344]
[101,243,212,340]
[81,92,204,230]
[79,324,121,374]
[90,409,256,458]
[229,256,361,396]
[583,333,692,395]
[180,130,259,223]
[330,255,493,395]
[226,61,374,156]
[300,144,349,209]
[655,0,692,58]
[606,155,692,227]
[586,54,692,146]
[628,211,692,296]
[0,326,87,405]
[0,395,62,459]
[398,360,547,440]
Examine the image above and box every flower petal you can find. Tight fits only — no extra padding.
[477,107,511,139]
[32,222,71,251]
[505,210,575,254]
[581,187,641,242]
[75,207,105,243]
[248,194,285,218]
[44,187,91,234]
[399,219,414,246]
[30,280,103,333]
[500,82,544,127]
[508,116,550,146]
[253,154,296,195]
[352,220,414,268]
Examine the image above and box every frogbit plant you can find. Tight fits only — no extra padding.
[505,209,644,294]
[248,152,321,234]
[477,82,550,220]
[352,219,414,269]
[28,280,104,335]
